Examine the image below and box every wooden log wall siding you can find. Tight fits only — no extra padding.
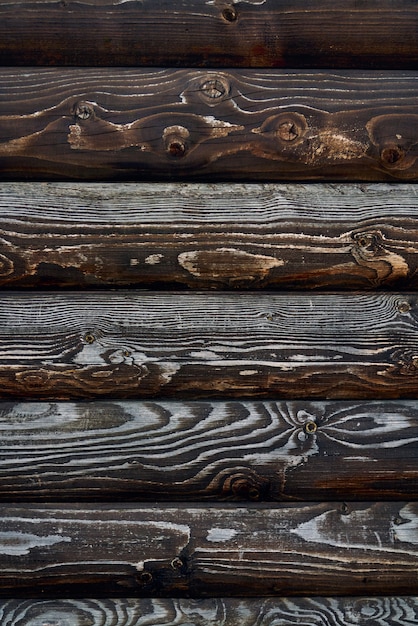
[2,0,418,615]
[0,502,417,598]
[1,0,418,69]
[1,292,418,400]
[1,399,418,502]
[1,182,418,290]
[0,503,417,597]
[3,70,418,182]
[2,597,418,626]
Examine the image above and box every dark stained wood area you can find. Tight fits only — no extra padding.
[0,502,417,597]
[1,0,418,69]
[1,182,418,290]
[0,292,418,400]
[1,596,417,625]
[2,70,418,181]
[1,400,418,501]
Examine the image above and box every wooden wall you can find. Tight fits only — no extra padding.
[1,1,418,623]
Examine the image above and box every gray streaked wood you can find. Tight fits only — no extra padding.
[0,0,418,69]
[0,292,418,400]
[1,399,418,501]
[1,182,418,289]
[1,596,417,625]
[0,502,417,596]
[0,291,418,400]
[2,69,418,181]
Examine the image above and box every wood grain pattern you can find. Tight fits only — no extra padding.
[0,502,417,596]
[1,399,418,501]
[1,291,418,400]
[1,596,418,625]
[1,182,418,289]
[2,70,418,181]
[0,0,418,69]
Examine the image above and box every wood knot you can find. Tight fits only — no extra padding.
[138,571,153,585]
[16,370,49,389]
[163,125,189,158]
[254,112,308,146]
[304,420,317,434]
[72,101,94,120]
[84,332,96,344]
[170,557,184,570]
[223,471,270,501]
[341,503,349,515]
[199,76,230,104]
[397,353,418,375]
[221,5,237,21]
[397,300,411,314]
[277,120,300,142]
[352,231,382,255]
[380,145,406,168]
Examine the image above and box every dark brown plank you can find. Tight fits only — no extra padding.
[0,0,418,69]
[1,400,418,501]
[1,182,418,290]
[1,596,417,625]
[2,69,418,181]
[0,502,417,596]
[0,291,418,400]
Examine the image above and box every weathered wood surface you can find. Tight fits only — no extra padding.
[1,0,418,69]
[0,502,417,596]
[1,182,418,289]
[2,70,418,181]
[1,597,418,625]
[0,292,416,400]
[1,400,418,501]
[1,292,418,400]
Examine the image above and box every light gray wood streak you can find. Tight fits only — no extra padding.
[1,400,418,500]
[1,596,418,626]
[1,183,418,289]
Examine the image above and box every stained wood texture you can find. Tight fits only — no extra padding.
[1,183,418,290]
[0,0,418,69]
[0,502,417,596]
[2,70,418,181]
[1,292,418,400]
[1,400,418,501]
[1,597,418,625]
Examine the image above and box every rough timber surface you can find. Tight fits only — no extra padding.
[0,503,417,597]
[1,292,418,400]
[1,597,418,625]
[0,0,418,69]
[1,183,418,290]
[2,70,418,181]
[1,400,418,502]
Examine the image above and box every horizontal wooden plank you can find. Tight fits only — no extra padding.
[0,0,418,69]
[0,292,418,400]
[1,400,418,501]
[1,597,418,625]
[1,182,418,289]
[2,70,418,181]
[0,502,417,596]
